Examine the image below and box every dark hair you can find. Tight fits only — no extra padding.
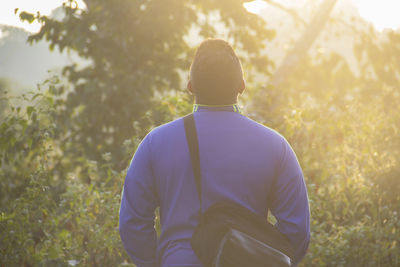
[189,39,243,104]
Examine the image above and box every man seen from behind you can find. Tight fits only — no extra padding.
[119,38,310,267]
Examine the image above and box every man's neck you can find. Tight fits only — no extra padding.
[195,97,238,106]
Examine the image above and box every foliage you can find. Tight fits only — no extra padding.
[249,25,400,266]
[18,0,275,169]
[0,87,129,266]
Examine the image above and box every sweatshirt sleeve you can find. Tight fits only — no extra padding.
[270,138,310,266]
[119,134,159,267]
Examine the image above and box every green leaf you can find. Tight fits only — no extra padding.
[27,106,34,118]
[47,96,54,106]
[19,12,35,24]
[27,138,33,148]
[48,245,58,259]
[32,93,42,101]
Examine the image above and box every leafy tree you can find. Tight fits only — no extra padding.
[19,0,275,169]
[0,85,129,265]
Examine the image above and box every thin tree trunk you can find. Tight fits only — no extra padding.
[271,0,339,87]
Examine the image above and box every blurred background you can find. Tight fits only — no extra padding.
[0,0,399,266]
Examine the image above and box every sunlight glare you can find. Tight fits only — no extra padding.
[242,0,400,31]
[352,0,400,31]
[243,0,268,15]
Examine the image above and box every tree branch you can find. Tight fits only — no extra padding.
[264,0,307,26]
[271,0,339,86]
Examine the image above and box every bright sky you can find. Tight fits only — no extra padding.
[352,0,400,31]
[0,0,399,34]
[0,0,85,33]
[244,0,400,31]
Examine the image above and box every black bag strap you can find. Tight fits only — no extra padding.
[184,113,202,216]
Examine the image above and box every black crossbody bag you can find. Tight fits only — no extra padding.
[184,113,294,267]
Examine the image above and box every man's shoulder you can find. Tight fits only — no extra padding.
[147,116,185,139]
[239,115,286,141]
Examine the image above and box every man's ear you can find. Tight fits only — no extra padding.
[238,79,245,95]
[187,80,194,95]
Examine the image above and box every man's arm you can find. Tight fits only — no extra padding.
[119,134,159,267]
[270,138,310,266]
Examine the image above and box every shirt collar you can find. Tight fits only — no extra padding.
[192,103,241,113]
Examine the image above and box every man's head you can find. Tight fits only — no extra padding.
[188,39,245,105]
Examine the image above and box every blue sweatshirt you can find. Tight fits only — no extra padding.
[119,104,310,267]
